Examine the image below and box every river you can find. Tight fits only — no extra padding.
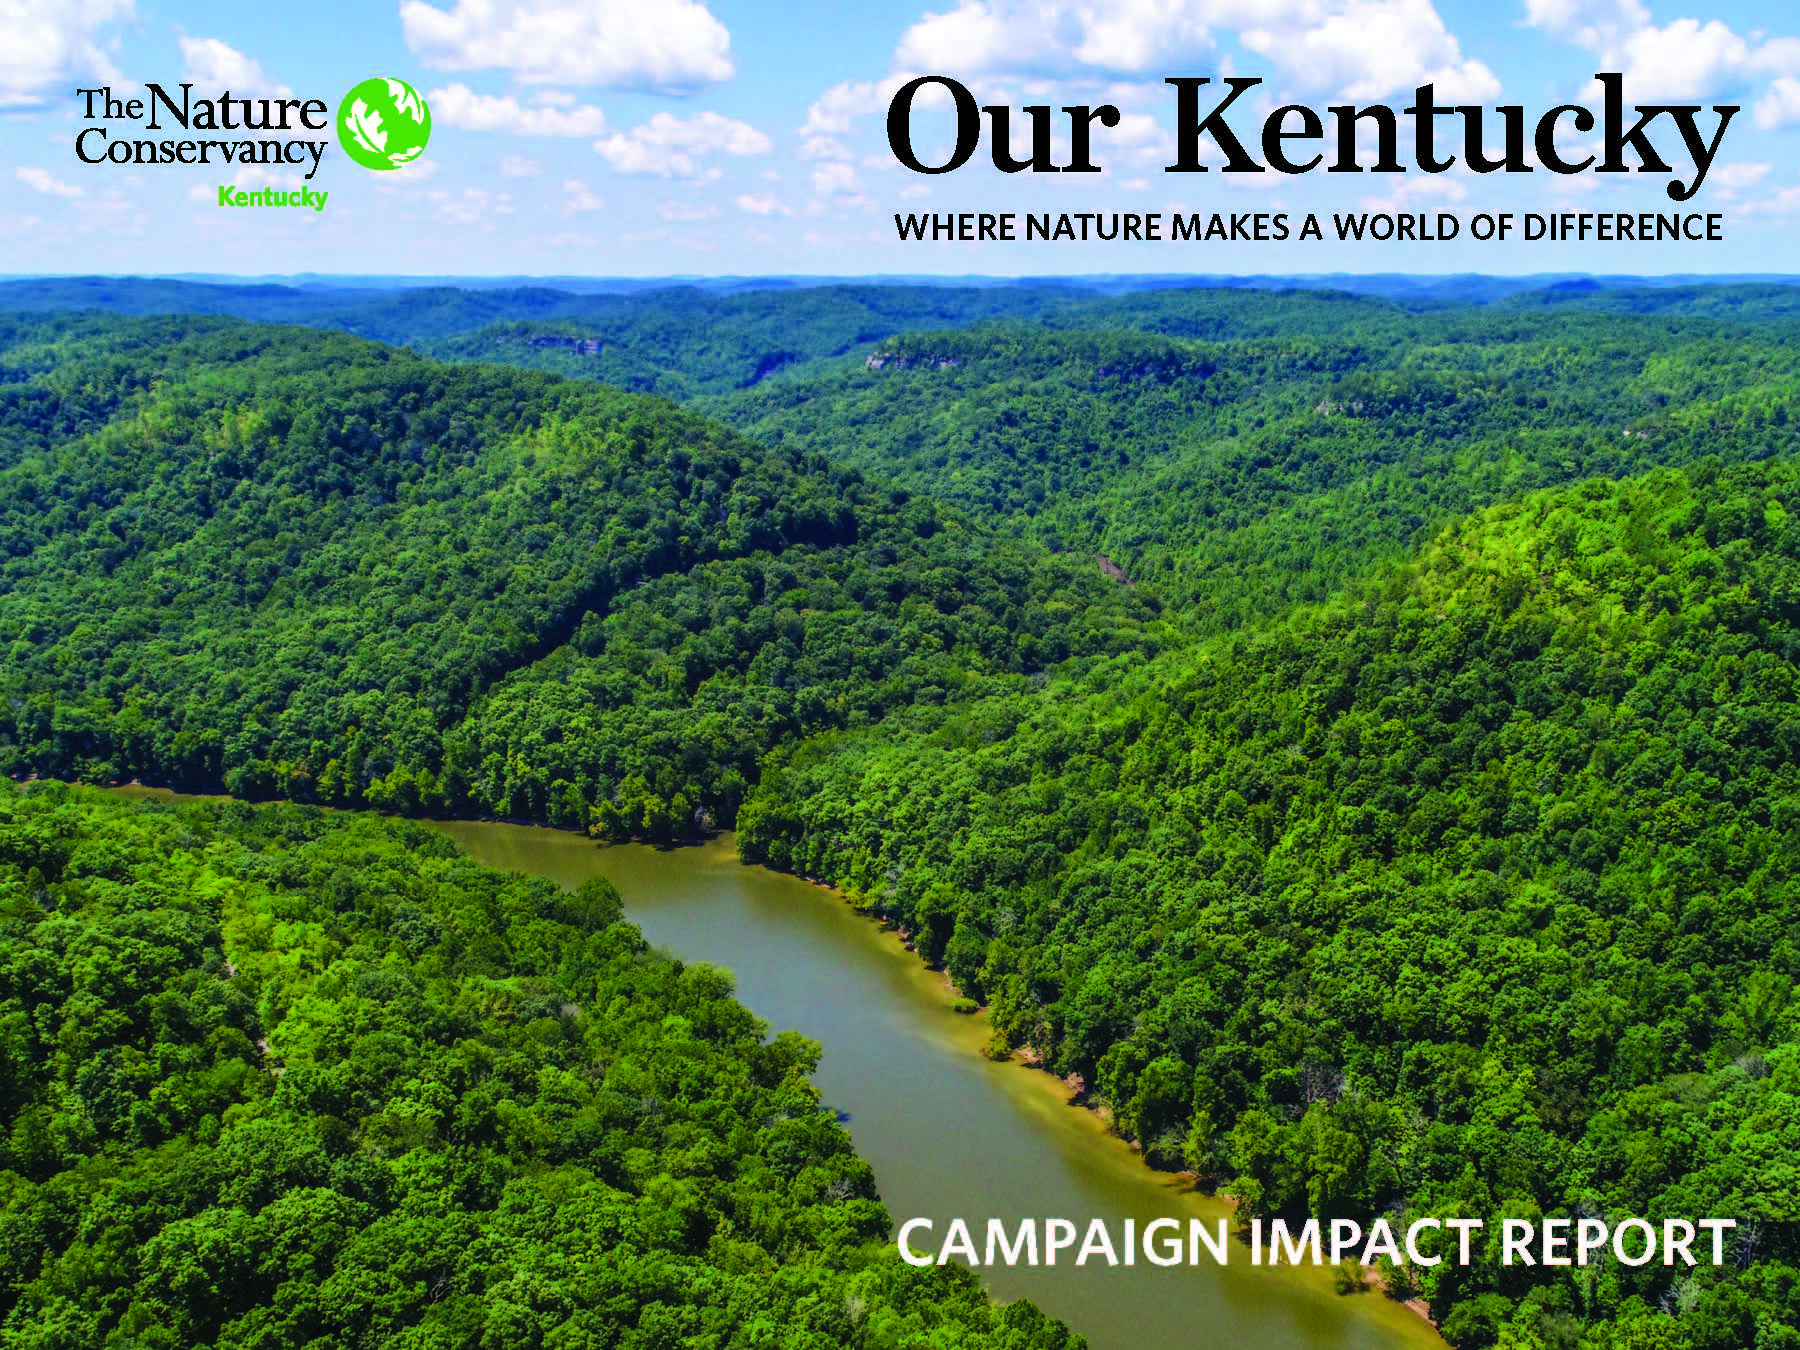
[428,821,1445,1350]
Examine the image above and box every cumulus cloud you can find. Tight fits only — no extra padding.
[1357,168,1470,212]
[1757,75,1800,129]
[16,166,84,198]
[802,80,885,137]
[1739,184,1800,216]
[430,84,608,135]
[401,0,734,90]
[1524,0,1646,56]
[430,186,513,225]
[371,156,441,192]
[1239,0,1500,102]
[891,0,1495,101]
[896,0,1210,76]
[562,178,603,212]
[1609,18,1750,100]
[800,82,875,161]
[811,160,863,195]
[1709,160,1771,190]
[0,0,133,107]
[180,36,289,96]
[501,154,543,177]
[659,200,716,220]
[735,193,793,215]
[1528,0,1800,104]
[594,111,770,178]
[1106,108,1175,163]
[1689,160,1772,205]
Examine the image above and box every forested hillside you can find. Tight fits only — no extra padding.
[0,314,1157,833]
[0,780,1081,1349]
[709,302,1800,632]
[742,459,1800,1349]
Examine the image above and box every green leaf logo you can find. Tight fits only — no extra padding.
[336,77,432,172]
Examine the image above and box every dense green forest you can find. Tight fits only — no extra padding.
[707,299,1800,632]
[8,282,1800,1348]
[0,313,1157,834]
[742,458,1800,1349]
[0,779,1082,1348]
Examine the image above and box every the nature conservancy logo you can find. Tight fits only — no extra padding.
[74,85,333,177]
[71,76,433,214]
[336,78,432,171]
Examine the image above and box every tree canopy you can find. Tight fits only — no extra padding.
[0,780,1082,1350]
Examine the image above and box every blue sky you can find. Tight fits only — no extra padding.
[5,0,1800,276]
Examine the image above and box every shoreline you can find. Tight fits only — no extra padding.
[797,861,1446,1341]
[94,786,1445,1345]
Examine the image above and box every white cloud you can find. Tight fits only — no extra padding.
[1358,169,1469,212]
[1740,184,1800,215]
[594,111,770,178]
[799,82,902,161]
[802,79,887,137]
[659,199,716,220]
[1107,109,1175,163]
[372,156,441,192]
[430,186,513,224]
[1757,75,1800,129]
[1710,160,1771,190]
[1528,0,1800,104]
[501,154,542,177]
[1606,17,1749,101]
[1240,0,1500,102]
[0,0,132,107]
[735,193,792,215]
[1755,39,1800,75]
[896,0,1210,76]
[401,0,734,90]
[889,0,1494,101]
[1524,0,1646,56]
[430,83,608,135]
[562,178,604,213]
[561,178,604,212]
[811,160,863,195]
[180,36,289,96]
[16,166,83,198]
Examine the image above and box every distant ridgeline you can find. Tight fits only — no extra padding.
[0,780,1084,1349]
[7,285,1800,1346]
[711,287,1800,632]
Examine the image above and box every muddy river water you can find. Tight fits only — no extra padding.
[427,822,1445,1350]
